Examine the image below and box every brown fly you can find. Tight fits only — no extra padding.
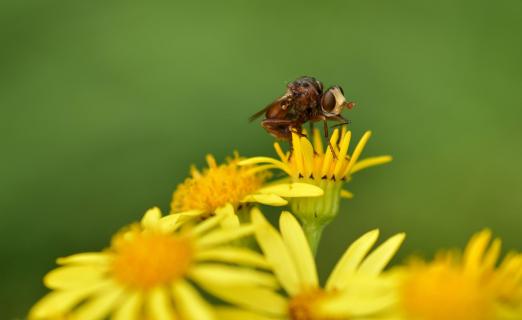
[250,76,355,154]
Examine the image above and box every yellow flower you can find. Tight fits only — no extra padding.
[240,127,391,196]
[171,153,323,220]
[240,128,392,252]
[206,209,405,320]
[394,229,522,320]
[29,206,273,320]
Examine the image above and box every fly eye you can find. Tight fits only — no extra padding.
[321,89,337,113]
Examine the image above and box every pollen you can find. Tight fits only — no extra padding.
[288,289,339,320]
[111,226,193,289]
[400,256,494,320]
[171,154,269,214]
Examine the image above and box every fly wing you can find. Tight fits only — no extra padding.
[248,103,273,122]
[249,94,291,122]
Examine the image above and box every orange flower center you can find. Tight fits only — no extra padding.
[401,260,495,320]
[171,154,268,214]
[111,228,193,289]
[288,289,341,320]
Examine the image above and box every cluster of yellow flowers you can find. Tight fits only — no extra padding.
[30,128,522,320]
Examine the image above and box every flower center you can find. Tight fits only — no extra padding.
[401,260,494,320]
[288,289,341,320]
[111,228,193,289]
[171,154,268,214]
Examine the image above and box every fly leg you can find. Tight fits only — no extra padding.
[261,118,295,140]
[323,119,338,159]
[261,118,302,157]
[329,114,351,129]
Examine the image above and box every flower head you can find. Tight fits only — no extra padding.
[210,209,405,320]
[240,127,391,185]
[29,206,272,320]
[240,128,392,251]
[171,153,323,220]
[395,229,522,320]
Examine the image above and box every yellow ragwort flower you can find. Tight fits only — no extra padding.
[171,153,323,220]
[208,209,405,320]
[240,128,392,252]
[240,127,391,195]
[394,229,522,320]
[29,206,273,320]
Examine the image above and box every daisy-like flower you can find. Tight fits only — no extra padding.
[29,206,274,320]
[203,208,405,320]
[393,229,522,320]
[171,153,323,221]
[240,128,392,251]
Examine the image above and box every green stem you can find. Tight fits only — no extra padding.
[302,221,326,256]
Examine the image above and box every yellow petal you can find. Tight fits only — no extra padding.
[169,210,205,225]
[44,265,107,289]
[173,209,205,217]
[274,142,289,162]
[340,189,354,199]
[246,164,280,175]
[320,129,339,177]
[242,193,288,206]
[196,247,271,269]
[220,213,240,228]
[214,307,281,320]
[483,238,502,270]
[251,208,300,295]
[343,131,372,176]
[463,229,491,274]
[172,280,215,320]
[215,203,234,216]
[69,285,123,320]
[113,291,142,320]
[300,135,315,177]
[292,133,306,176]
[29,282,108,319]
[206,154,218,168]
[216,204,239,228]
[312,128,324,155]
[196,225,255,248]
[279,212,318,289]
[239,157,287,171]
[257,183,323,198]
[190,263,278,288]
[157,214,181,233]
[350,155,392,175]
[320,278,397,317]
[357,233,405,276]
[146,286,177,320]
[141,207,162,229]
[191,214,224,236]
[56,253,111,266]
[333,131,351,177]
[325,230,380,291]
[197,283,287,316]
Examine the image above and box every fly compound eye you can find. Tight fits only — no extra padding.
[321,88,337,113]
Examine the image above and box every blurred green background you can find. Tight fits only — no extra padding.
[1,0,521,317]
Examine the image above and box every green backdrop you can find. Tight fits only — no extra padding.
[1,0,521,317]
